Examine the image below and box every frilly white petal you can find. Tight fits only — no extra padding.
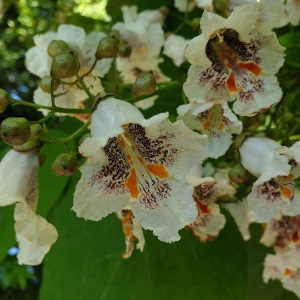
[174,0,195,12]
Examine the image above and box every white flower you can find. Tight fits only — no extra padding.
[186,165,236,242]
[73,97,208,242]
[177,100,242,158]
[240,137,300,222]
[113,6,170,109]
[116,209,145,258]
[163,34,189,67]
[25,25,112,114]
[222,198,254,240]
[0,149,58,265]
[183,5,284,116]
[263,251,300,297]
[174,0,213,12]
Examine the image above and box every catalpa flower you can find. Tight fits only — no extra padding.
[240,137,300,222]
[163,34,189,67]
[25,25,112,114]
[223,198,254,241]
[116,209,145,258]
[183,5,285,116]
[174,0,213,12]
[0,149,58,265]
[263,252,300,298]
[112,6,170,109]
[73,97,208,242]
[186,165,236,242]
[177,100,242,158]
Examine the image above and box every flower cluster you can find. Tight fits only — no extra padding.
[1,1,300,296]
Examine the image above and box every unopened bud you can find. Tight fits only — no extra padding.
[159,7,169,18]
[0,89,10,113]
[47,40,71,58]
[234,133,246,149]
[95,36,118,60]
[132,71,156,99]
[92,93,115,112]
[79,133,91,146]
[40,76,59,93]
[109,30,120,42]
[30,124,43,138]
[50,51,80,78]
[0,117,31,146]
[52,153,78,177]
[229,163,250,184]
[191,18,201,32]
[118,39,132,58]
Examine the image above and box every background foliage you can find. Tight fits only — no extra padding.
[0,0,300,299]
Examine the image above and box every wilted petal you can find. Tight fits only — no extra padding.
[183,5,284,116]
[116,209,145,258]
[178,101,242,158]
[14,201,58,265]
[0,149,39,207]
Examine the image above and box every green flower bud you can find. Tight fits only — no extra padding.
[283,111,293,123]
[191,18,201,32]
[52,153,78,177]
[131,71,156,99]
[0,117,31,146]
[50,51,80,79]
[40,76,59,93]
[47,40,71,58]
[92,92,115,112]
[95,36,118,60]
[109,30,120,42]
[13,138,42,152]
[234,133,246,149]
[0,89,10,113]
[79,133,91,146]
[229,163,250,184]
[30,124,43,138]
[159,7,169,18]
[118,39,132,58]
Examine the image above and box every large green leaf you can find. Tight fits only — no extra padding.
[40,173,247,300]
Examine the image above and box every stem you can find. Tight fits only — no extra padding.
[31,111,56,124]
[9,96,91,114]
[51,79,57,108]
[290,135,300,141]
[75,74,94,107]
[46,119,91,144]
[170,11,193,26]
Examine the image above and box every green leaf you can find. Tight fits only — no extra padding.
[40,173,247,300]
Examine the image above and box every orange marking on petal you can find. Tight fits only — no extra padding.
[127,154,133,164]
[122,215,131,225]
[203,121,211,130]
[125,169,139,198]
[288,173,294,179]
[209,113,214,120]
[122,124,128,129]
[193,197,211,214]
[147,164,169,178]
[138,156,145,165]
[119,139,125,148]
[282,187,292,198]
[131,145,136,151]
[285,268,291,276]
[292,230,299,243]
[226,73,238,92]
[239,62,262,76]
[226,63,232,69]
[125,226,131,237]
[124,132,130,139]
[218,122,225,131]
